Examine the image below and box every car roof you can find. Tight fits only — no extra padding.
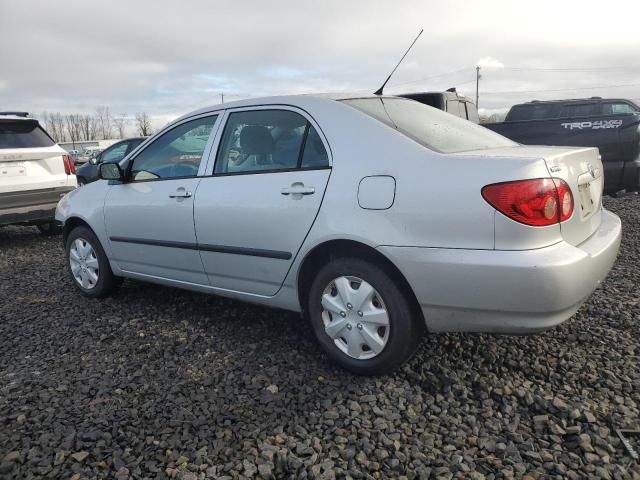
[515,97,631,107]
[175,93,402,123]
[0,114,35,121]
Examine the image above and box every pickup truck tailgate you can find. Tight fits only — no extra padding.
[544,147,604,246]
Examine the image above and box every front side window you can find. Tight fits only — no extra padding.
[130,116,216,181]
[343,97,516,154]
[215,109,325,174]
[603,102,638,115]
[101,142,128,163]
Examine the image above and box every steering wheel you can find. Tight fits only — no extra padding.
[170,163,199,177]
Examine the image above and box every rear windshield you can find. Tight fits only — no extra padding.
[342,97,516,153]
[0,120,55,148]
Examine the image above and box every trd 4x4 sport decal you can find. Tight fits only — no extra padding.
[561,119,623,130]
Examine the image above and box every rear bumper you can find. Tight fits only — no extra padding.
[0,186,74,226]
[378,209,622,334]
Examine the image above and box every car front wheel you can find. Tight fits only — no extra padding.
[307,257,424,375]
[66,226,120,297]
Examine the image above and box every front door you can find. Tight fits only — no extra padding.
[104,114,219,284]
[194,108,331,296]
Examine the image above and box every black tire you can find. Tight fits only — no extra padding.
[76,177,86,186]
[37,221,62,236]
[307,257,424,375]
[65,226,121,298]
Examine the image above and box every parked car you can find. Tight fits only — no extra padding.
[399,88,480,123]
[484,97,640,194]
[55,95,621,374]
[75,137,147,185]
[1,112,77,234]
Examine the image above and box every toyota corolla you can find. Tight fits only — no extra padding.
[55,95,621,374]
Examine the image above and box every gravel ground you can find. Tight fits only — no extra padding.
[1,196,639,480]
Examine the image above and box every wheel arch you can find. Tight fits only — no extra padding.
[296,239,425,328]
[62,216,94,245]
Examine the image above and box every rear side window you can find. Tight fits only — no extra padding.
[603,102,638,115]
[559,103,598,118]
[506,104,556,121]
[215,109,328,174]
[343,97,515,154]
[0,120,55,148]
[300,126,329,168]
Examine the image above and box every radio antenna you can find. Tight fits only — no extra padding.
[374,29,423,96]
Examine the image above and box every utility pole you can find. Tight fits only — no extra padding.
[220,93,224,104]
[475,66,481,109]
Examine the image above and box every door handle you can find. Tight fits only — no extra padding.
[169,190,192,198]
[281,185,315,196]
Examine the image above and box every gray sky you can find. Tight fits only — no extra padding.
[2,0,640,127]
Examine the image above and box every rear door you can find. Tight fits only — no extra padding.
[194,107,331,296]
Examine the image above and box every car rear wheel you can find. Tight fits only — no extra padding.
[307,257,423,375]
[66,226,120,297]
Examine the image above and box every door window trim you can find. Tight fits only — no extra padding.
[122,113,222,184]
[202,104,332,177]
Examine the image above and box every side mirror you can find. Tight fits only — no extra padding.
[90,157,98,165]
[99,163,124,182]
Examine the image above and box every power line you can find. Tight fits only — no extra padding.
[503,66,640,72]
[388,67,474,88]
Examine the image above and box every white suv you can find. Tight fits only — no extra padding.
[0,112,77,234]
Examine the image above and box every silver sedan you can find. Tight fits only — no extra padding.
[56,95,621,374]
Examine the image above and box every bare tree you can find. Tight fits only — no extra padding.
[112,114,127,138]
[53,113,67,142]
[64,114,83,148]
[41,112,67,143]
[135,112,152,136]
[78,114,97,141]
[95,106,113,139]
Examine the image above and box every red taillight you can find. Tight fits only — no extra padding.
[482,178,574,227]
[62,154,76,175]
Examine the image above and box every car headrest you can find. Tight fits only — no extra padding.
[240,125,275,155]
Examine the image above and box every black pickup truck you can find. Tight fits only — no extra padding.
[485,97,640,193]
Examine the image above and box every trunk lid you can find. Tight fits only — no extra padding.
[0,146,71,192]
[542,146,603,246]
[454,145,603,248]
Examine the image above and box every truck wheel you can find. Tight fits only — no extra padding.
[307,257,424,375]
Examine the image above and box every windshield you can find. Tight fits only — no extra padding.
[342,97,516,153]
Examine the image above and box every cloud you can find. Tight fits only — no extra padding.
[477,57,505,69]
[0,0,639,122]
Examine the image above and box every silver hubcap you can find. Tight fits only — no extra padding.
[321,276,390,360]
[69,238,99,289]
